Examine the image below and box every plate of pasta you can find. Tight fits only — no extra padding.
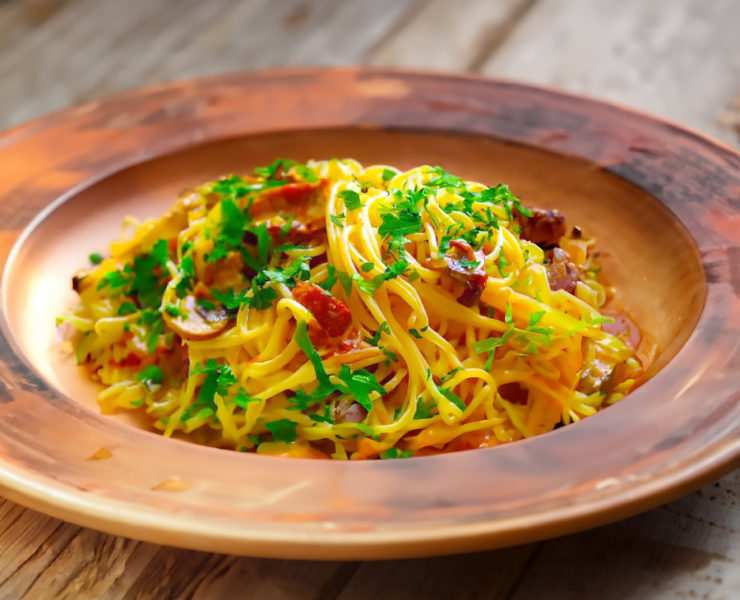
[0,68,737,558]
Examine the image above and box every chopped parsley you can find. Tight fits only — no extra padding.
[438,385,466,412]
[336,364,386,412]
[377,188,427,257]
[234,389,258,409]
[294,321,387,413]
[117,302,138,316]
[319,264,337,291]
[339,189,363,211]
[414,396,437,419]
[354,260,408,295]
[97,239,169,309]
[138,309,165,354]
[207,198,247,263]
[365,321,390,346]
[174,255,195,297]
[181,359,237,421]
[266,419,299,444]
[136,365,163,389]
[254,158,317,184]
[380,448,413,459]
[89,252,104,265]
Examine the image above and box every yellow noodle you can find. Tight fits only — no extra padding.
[60,159,645,458]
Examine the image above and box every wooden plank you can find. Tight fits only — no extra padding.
[2,471,735,599]
[368,0,535,71]
[334,544,540,600]
[479,0,740,147]
[0,0,423,131]
[509,470,740,599]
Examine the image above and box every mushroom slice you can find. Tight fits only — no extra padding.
[72,270,89,293]
[577,358,616,395]
[163,294,232,340]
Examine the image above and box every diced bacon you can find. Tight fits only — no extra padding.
[601,311,642,349]
[108,353,141,368]
[497,382,528,405]
[545,247,579,294]
[250,180,327,217]
[445,239,488,306]
[448,260,488,306]
[517,207,566,248]
[293,282,351,337]
[449,239,476,260]
[266,218,325,245]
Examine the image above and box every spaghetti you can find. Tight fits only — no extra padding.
[60,159,645,459]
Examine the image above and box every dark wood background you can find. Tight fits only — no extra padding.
[0,0,738,598]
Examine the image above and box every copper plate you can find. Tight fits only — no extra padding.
[0,68,737,560]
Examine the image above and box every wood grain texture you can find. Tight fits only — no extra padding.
[367,0,535,71]
[0,471,738,599]
[0,0,738,598]
[0,0,424,131]
[479,0,740,147]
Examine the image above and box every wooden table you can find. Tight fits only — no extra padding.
[1,0,738,597]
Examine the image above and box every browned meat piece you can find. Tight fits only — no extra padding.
[332,397,368,423]
[517,207,566,248]
[72,270,88,293]
[445,239,488,306]
[448,239,476,260]
[601,311,642,349]
[545,247,579,294]
[250,180,327,218]
[447,260,488,306]
[577,359,616,395]
[267,217,325,246]
[293,281,352,337]
[497,382,529,405]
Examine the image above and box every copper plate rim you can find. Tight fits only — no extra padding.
[0,68,738,559]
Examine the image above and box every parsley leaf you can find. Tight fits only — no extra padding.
[211,287,248,310]
[138,308,164,354]
[129,239,169,307]
[330,213,345,228]
[89,252,103,265]
[136,365,163,389]
[117,302,138,316]
[427,167,465,190]
[339,189,363,210]
[175,254,196,297]
[380,448,413,459]
[319,264,337,291]
[336,365,386,412]
[337,271,353,296]
[414,396,437,419]
[295,321,330,386]
[182,360,237,421]
[365,321,390,346]
[309,405,334,424]
[438,385,466,412]
[529,311,546,327]
[354,260,408,295]
[266,419,298,444]
[234,389,258,409]
[381,168,396,182]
